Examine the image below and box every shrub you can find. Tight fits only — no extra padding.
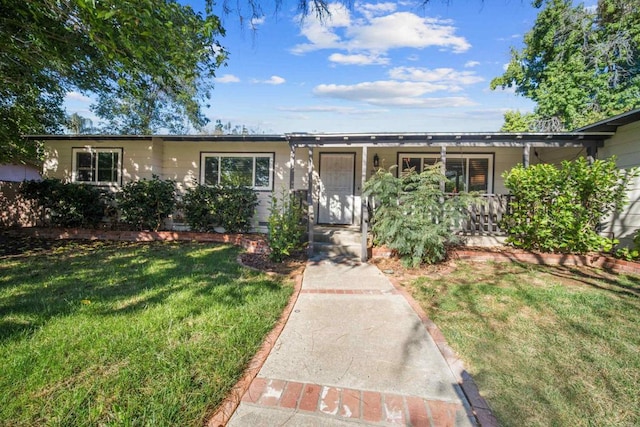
[182,184,258,233]
[117,176,176,231]
[615,229,640,260]
[20,179,107,228]
[502,157,638,253]
[363,165,477,267]
[267,189,306,262]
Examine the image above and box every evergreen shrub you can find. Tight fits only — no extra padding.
[363,165,476,267]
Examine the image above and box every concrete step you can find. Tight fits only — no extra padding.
[313,242,362,258]
[313,226,362,246]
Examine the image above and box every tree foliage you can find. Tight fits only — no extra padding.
[502,157,638,253]
[364,165,476,267]
[492,0,640,131]
[1,0,226,163]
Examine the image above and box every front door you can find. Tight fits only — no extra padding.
[318,153,355,225]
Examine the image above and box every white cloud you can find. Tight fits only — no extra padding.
[252,75,286,85]
[358,2,397,19]
[313,81,475,108]
[291,3,351,54]
[348,13,470,53]
[328,52,389,65]
[291,6,470,57]
[279,105,387,115]
[464,60,480,68]
[65,91,92,103]
[388,66,484,89]
[215,74,241,83]
[251,16,266,28]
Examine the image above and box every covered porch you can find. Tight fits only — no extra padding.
[286,131,612,261]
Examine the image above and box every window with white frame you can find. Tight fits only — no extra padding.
[200,153,274,190]
[72,148,122,185]
[398,153,493,193]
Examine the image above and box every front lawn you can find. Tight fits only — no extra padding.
[405,261,640,427]
[0,240,293,426]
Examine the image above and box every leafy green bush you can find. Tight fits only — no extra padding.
[267,189,306,262]
[502,157,637,253]
[182,184,258,233]
[21,179,107,228]
[364,165,477,267]
[117,176,176,231]
[615,229,640,261]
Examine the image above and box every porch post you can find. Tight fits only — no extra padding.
[289,143,296,190]
[523,144,530,167]
[587,145,597,164]
[307,146,314,257]
[440,146,447,192]
[361,146,368,262]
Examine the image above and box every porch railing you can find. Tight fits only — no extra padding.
[458,193,513,235]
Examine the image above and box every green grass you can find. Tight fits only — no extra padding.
[0,241,293,426]
[406,261,640,427]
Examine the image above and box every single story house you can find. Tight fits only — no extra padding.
[30,108,640,259]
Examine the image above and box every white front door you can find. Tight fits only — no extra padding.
[318,153,355,225]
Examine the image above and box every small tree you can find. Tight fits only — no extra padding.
[364,165,476,267]
[502,157,638,253]
[117,176,176,231]
[267,189,306,262]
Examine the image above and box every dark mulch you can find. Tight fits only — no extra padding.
[239,251,308,277]
[0,230,74,257]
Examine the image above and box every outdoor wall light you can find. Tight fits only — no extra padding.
[373,153,380,168]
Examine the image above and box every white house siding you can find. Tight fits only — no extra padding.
[598,121,640,245]
[359,146,523,195]
[42,139,157,186]
[533,146,585,166]
[162,140,292,231]
[121,140,159,182]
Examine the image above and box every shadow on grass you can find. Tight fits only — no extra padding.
[0,238,282,342]
[419,261,640,426]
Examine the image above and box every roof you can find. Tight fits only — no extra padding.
[26,131,613,148]
[25,134,287,142]
[285,132,613,148]
[575,108,640,132]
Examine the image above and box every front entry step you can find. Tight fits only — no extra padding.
[312,226,362,258]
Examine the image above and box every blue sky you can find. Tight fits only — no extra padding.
[63,1,596,134]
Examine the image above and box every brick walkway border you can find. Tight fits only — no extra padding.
[207,266,304,427]
[387,276,498,427]
[238,377,472,426]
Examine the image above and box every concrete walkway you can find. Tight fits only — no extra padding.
[225,255,489,426]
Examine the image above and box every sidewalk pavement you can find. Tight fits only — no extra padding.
[223,255,494,426]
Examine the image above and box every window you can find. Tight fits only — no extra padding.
[398,153,493,193]
[72,148,122,185]
[200,153,274,190]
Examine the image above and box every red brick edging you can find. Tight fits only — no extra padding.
[239,377,471,425]
[15,227,271,254]
[205,266,304,427]
[372,245,640,276]
[451,248,640,275]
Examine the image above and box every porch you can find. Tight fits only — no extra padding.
[286,131,612,261]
